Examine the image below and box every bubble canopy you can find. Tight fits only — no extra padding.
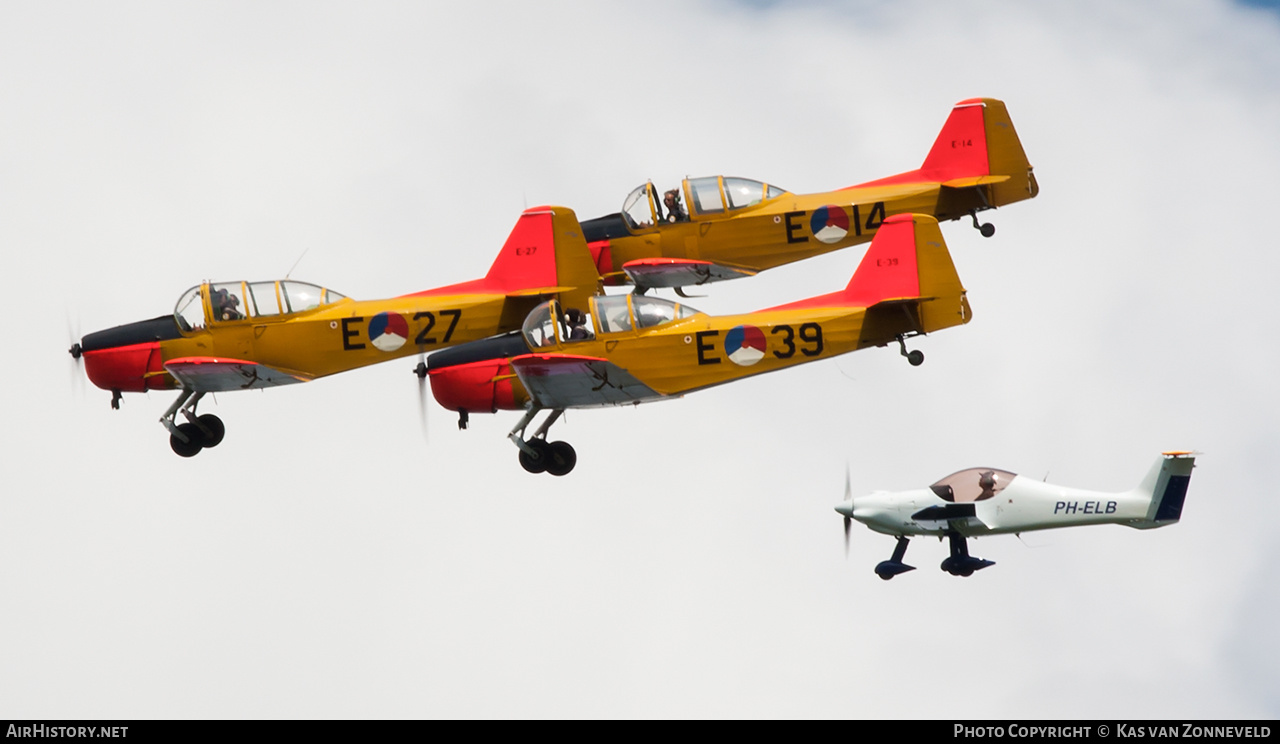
[929,468,1018,503]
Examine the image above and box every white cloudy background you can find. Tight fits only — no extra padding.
[3,0,1278,719]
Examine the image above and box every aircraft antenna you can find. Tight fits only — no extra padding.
[285,247,311,279]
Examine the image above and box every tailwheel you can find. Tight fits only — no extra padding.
[896,335,924,367]
[970,210,995,238]
[170,423,204,458]
[545,441,577,476]
[197,414,225,448]
[518,439,551,474]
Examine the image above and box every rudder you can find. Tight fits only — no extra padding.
[1129,452,1196,529]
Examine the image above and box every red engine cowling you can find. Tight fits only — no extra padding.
[429,359,527,413]
[83,342,173,393]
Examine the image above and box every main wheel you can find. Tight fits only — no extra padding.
[170,423,204,458]
[979,223,995,238]
[197,414,225,448]
[545,441,577,476]
[518,439,551,474]
[907,350,924,366]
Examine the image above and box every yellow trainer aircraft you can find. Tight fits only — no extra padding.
[69,206,601,457]
[426,213,970,475]
[581,98,1037,293]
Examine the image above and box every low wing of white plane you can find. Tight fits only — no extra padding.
[836,452,1196,580]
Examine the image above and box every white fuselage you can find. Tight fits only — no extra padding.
[852,477,1154,538]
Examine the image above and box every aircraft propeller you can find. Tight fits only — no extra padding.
[66,310,85,399]
[842,464,853,557]
[413,357,429,444]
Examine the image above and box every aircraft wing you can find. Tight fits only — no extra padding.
[622,258,757,291]
[911,503,993,529]
[509,353,663,409]
[164,356,312,392]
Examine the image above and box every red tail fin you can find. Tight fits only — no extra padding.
[407,206,600,305]
[918,100,990,181]
[766,213,963,313]
[852,98,1035,194]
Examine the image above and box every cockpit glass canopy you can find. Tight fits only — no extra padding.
[623,177,788,227]
[175,280,348,331]
[589,294,699,334]
[929,468,1017,503]
[523,295,702,347]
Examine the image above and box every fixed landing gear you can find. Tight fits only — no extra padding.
[873,534,994,579]
[969,210,995,238]
[160,390,225,457]
[940,532,994,577]
[875,536,917,581]
[896,334,924,367]
[509,406,577,476]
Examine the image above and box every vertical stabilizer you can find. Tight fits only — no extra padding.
[764,213,970,339]
[1128,452,1196,529]
[406,206,601,306]
[854,98,1039,209]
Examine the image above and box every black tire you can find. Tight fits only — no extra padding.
[197,414,225,448]
[979,223,995,238]
[518,439,550,474]
[170,423,204,457]
[545,441,577,476]
[907,350,924,367]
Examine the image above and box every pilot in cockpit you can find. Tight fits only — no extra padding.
[977,471,998,500]
[663,189,688,223]
[563,307,593,341]
[214,288,243,321]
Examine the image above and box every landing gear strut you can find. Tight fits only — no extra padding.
[896,334,924,367]
[969,209,995,238]
[875,536,917,580]
[940,532,994,577]
[508,404,576,476]
[159,390,225,458]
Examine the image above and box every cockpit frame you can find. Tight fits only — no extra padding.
[173,280,348,335]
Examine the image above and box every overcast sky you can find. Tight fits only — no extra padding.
[3,0,1278,719]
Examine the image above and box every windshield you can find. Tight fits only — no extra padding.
[175,286,206,332]
[522,300,559,348]
[622,183,658,229]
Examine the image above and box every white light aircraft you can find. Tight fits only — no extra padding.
[837,452,1196,580]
